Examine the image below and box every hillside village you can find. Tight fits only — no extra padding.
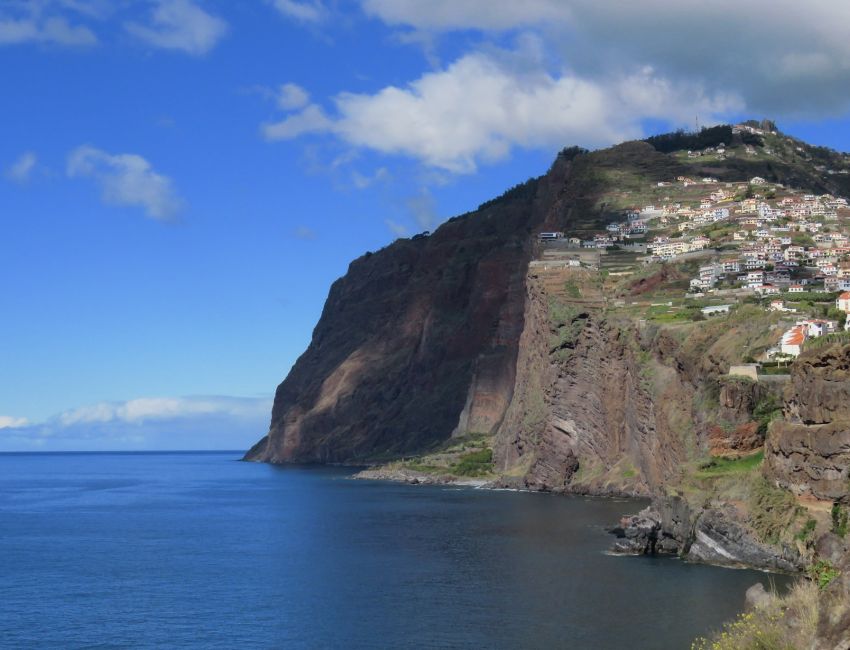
[537,122,850,367]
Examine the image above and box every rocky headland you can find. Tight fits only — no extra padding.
[246,123,850,646]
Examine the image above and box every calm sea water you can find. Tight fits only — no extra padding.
[1,452,789,649]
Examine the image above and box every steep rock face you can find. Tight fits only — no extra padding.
[707,379,768,456]
[718,379,761,422]
[765,343,850,501]
[247,141,683,465]
[245,158,576,463]
[493,272,687,496]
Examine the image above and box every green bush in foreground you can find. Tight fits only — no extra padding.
[809,560,840,591]
[695,451,764,478]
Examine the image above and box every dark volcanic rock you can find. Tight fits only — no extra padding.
[610,506,663,555]
[611,496,692,556]
[611,496,801,572]
[687,507,800,572]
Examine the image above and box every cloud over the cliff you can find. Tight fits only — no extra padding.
[263,47,740,172]
[0,396,271,451]
[361,0,850,117]
[262,0,850,173]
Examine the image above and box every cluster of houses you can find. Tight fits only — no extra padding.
[650,235,711,260]
[641,182,850,294]
[593,174,850,297]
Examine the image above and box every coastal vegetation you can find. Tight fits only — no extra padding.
[692,580,819,650]
[695,451,764,478]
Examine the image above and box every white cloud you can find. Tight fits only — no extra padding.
[57,396,269,426]
[126,0,227,56]
[360,0,850,117]
[271,0,326,23]
[0,396,272,451]
[0,13,97,46]
[0,416,29,429]
[5,151,37,183]
[67,145,184,220]
[277,82,310,110]
[263,48,739,173]
[361,0,566,31]
[262,104,334,140]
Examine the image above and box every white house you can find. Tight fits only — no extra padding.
[837,291,850,313]
[756,284,780,296]
[702,304,732,317]
[746,271,765,288]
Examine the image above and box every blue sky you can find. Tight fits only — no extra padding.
[3,0,850,450]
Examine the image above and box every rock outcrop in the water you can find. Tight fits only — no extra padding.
[765,342,850,501]
[611,496,803,572]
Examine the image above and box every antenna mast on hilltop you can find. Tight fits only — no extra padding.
[695,115,700,133]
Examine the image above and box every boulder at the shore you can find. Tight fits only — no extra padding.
[610,496,692,555]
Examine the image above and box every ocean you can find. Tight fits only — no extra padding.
[0,451,789,649]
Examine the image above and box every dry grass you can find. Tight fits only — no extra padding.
[692,579,819,650]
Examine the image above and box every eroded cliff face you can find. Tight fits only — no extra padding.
[245,137,803,490]
[246,141,691,465]
[488,271,790,496]
[245,152,586,463]
[765,343,850,501]
[245,214,531,462]
[492,270,682,496]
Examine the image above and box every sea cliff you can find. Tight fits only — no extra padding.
[247,125,850,593]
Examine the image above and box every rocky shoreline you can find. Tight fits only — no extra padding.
[355,465,804,575]
[354,466,490,488]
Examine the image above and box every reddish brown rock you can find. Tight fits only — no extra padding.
[708,421,762,457]
[765,343,850,501]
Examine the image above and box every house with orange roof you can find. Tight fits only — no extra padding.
[781,326,807,357]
